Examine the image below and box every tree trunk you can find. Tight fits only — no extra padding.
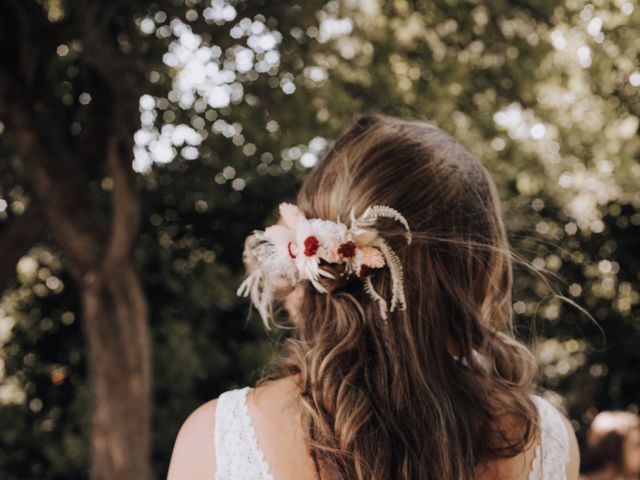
[82,261,151,480]
[2,95,153,478]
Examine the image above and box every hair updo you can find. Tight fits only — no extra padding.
[256,113,540,480]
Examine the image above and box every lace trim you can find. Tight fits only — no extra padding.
[214,386,275,480]
[528,395,570,480]
[214,388,568,480]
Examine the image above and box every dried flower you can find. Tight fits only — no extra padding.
[236,202,412,328]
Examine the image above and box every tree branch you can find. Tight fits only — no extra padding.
[1,74,107,274]
[105,136,140,267]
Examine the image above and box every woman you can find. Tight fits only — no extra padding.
[580,411,640,480]
[167,114,580,479]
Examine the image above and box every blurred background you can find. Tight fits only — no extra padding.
[0,0,638,478]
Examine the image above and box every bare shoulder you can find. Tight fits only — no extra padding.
[474,415,539,480]
[560,411,580,480]
[166,397,218,480]
[476,396,580,480]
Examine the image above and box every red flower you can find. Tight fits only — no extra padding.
[304,235,319,256]
[337,241,356,258]
[287,241,297,259]
[358,265,375,278]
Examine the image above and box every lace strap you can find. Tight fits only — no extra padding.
[528,395,570,480]
[214,386,275,480]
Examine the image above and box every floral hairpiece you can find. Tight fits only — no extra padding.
[236,202,413,329]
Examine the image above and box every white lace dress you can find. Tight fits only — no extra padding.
[214,386,569,480]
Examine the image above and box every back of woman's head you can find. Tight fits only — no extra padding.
[581,411,640,475]
[260,113,540,479]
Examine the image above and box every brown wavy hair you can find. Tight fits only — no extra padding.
[256,113,540,479]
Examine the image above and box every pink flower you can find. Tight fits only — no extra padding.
[360,246,385,268]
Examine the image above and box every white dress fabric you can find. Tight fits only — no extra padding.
[214,386,275,480]
[214,386,569,480]
[528,395,570,480]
